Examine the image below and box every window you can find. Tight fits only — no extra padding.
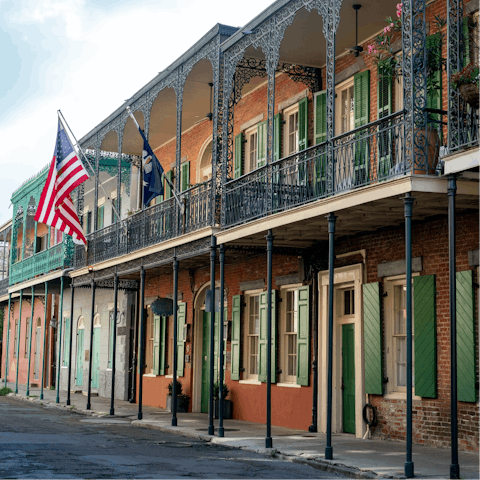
[13,319,18,358]
[63,317,71,366]
[244,293,260,380]
[336,79,355,134]
[108,310,115,369]
[167,316,174,375]
[97,204,105,230]
[243,123,266,174]
[246,129,258,173]
[24,317,31,358]
[281,289,298,383]
[83,211,92,235]
[144,309,154,375]
[343,288,355,316]
[111,197,121,223]
[284,105,299,156]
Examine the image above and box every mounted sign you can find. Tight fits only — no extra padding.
[150,297,174,316]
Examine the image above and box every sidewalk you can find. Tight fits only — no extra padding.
[2,381,478,479]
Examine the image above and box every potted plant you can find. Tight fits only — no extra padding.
[166,380,190,413]
[452,63,479,109]
[213,382,232,419]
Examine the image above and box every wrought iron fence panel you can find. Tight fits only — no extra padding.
[453,93,479,152]
[183,180,212,234]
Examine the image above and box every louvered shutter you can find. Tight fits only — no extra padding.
[64,318,71,367]
[354,70,370,185]
[314,91,327,195]
[257,122,267,167]
[377,66,393,179]
[165,171,173,199]
[153,314,160,375]
[298,97,308,151]
[426,34,442,127]
[159,316,166,375]
[363,282,383,394]
[274,114,282,162]
[181,162,190,192]
[259,291,277,383]
[456,270,477,402]
[231,295,241,380]
[234,133,243,179]
[176,302,186,377]
[414,275,437,398]
[296,286,310,386]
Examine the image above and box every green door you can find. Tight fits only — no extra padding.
[201,312,211,413]
[92,326,100,389]
[342,324,356,434]
[76,329,84,387]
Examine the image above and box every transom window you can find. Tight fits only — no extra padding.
[343,289,355,316]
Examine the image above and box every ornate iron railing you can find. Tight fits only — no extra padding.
[224,111,416,228]
[75,180,213,268]
[9,242,69,285]
[450,92,479,153]
[0,278,8,296]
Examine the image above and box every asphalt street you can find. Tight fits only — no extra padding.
[0,396,345,479]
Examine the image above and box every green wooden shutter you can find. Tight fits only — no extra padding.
[314,91,327,145]
[153,314,160,375]
[463,17,470,67]
[176,302,186,377]
[234,133,243,179]
[231,295,241,380]
[426,34,442,127]
[298,97,308,151]
[159,316,166,375]
[377,66,393,179]
[259,290,277,383]
[363,282,383,395]
[456,270,477,402]
[296,286,310,386]
[63,318,71,367]
[354,70,370,184]
[97,205,104,230]
[274,114,282,162]
[257,122,267,167]
[181,162,190,192]
[414,275,437,398]
[165,171,173,200]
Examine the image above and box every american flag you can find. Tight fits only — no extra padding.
[34,120,89,245]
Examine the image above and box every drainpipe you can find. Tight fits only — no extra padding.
[325,213,337,460]
[67,285,75,406]
[309,271,318,433]
[208,235,217,436]
[86,279,96,410]
[172,257,179,427]
[110,274,118,416]
[266,230,273,449]
[55,276,64,404]
[4,293,11,388]
[448,174,459,480]
[15,289,23,394]
[403,192,414,478]
[26,285,35,396]
[137,266,145,420]
[218,244,225,438]
[40,282,48,400]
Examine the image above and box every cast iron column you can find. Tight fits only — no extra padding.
[208,235,217,436]
[26,285,35,396]
[218,244,226,438]
[325,213,337,460]
[172,257,179,427]
[15,290,23,394]
[86,279,96,410]
[403,192,414,478]
[110,274,119,416]
[4,293,11,388]
[67,285,75,406]
[138,267,146,420]
[448,175,459,479]
[266,230,273,449]
[55,276,64,404]
[40,282,48,400]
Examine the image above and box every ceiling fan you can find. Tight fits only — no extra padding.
[347,4,364,57]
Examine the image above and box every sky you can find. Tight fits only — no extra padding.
[0,0,273,226]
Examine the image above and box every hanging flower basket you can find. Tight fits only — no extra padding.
[458,83,479,109]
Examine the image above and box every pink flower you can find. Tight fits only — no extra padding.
[384,25,392,33]
[390,23,394,27]
[396,3,403,17]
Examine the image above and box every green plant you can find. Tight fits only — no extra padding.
[50,386,55,390]
[213,382,229,400]
[167,380,183,396]
[452,63,480,88]
[0,387,12,396]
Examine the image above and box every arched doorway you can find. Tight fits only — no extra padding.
[76,317,85,387]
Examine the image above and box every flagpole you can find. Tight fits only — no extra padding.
[57,110,121,222]
[125,106,184,214]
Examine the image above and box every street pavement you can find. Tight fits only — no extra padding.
[0,395,344,479]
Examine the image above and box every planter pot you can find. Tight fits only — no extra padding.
[166,394,190,413]
[214,399,232,419]
[459,83,479,109]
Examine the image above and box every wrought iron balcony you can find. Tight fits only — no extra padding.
[450,91,479,153]
[224,111,418,228]
[0,278,8,297]
[9,240,74,286]
[74,179,213,268]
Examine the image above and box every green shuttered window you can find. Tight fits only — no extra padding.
[231,295,241,380]
[456,270,477,402]
[363,283,383,395]
[63,317,71,367]
[165,170,173,200]
[298,97,308,151]
[181,162,190,192]
[257,122,267,167]
[258,290,277,384]
[377,66,393,179]
[153,315,161,375]
[234,133,243,179]
[177,303,186,377]
[314,91,327,145]
[354,70,370,184]
[296,286,310,386]
[274,114,282,162]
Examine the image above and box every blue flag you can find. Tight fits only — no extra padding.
[138,127,164,205]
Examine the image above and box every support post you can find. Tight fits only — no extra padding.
[86,279,96,410]
[325,213,337,460]
[67,285,75,406]
[4,293,11,388]
[138,267,146,420]
[26,285,35,396]
[40,282,48,400]
[266,230,273,449]
[56,276,64,404]
[110,274,118,416]
[403,192,415,478]
[208,235,217,436]
[172,257,179,426]
[15,290,23,394]
[448,175,459,480]
[218,244,226,438]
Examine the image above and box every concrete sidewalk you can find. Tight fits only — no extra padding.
[2,381,478,479]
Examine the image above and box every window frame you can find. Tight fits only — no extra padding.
[283,104,300,156]
[144,308,154,375]
[242,289,262,382]
[244,125,259,174]
[335,77,355,135]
